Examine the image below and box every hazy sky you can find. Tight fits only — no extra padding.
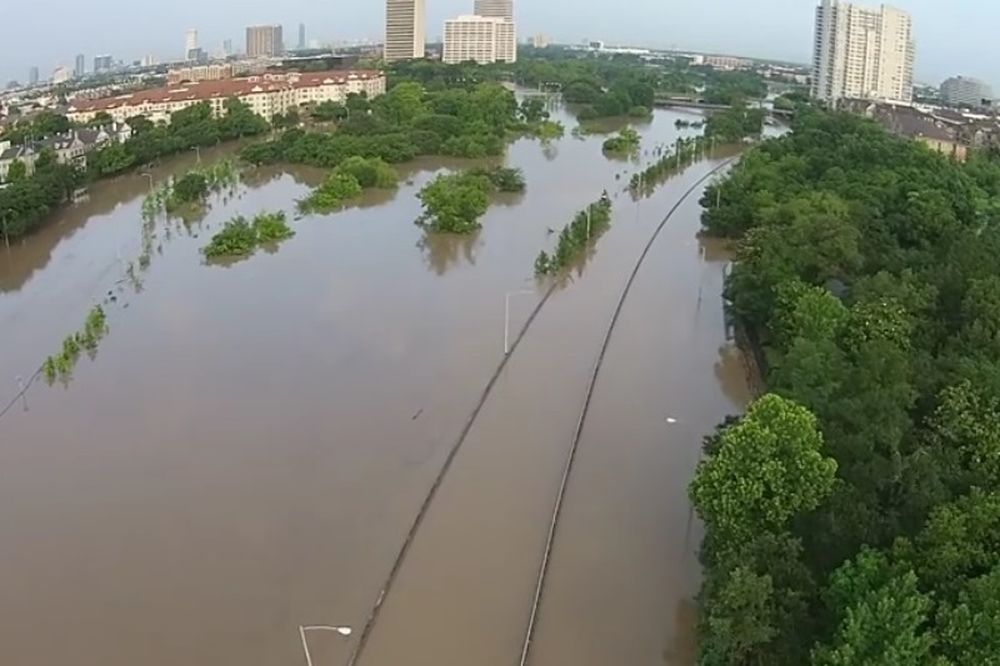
[2,1,995,88]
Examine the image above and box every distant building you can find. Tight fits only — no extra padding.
[940,76,993,109]
[223,39,234,56]
[186,48,208,64]
[812,0,915,104]
[843,99,968,162]
[703,55,753,71]
[52,66,73,85]
[67,70,387,125]
[474,0,514,20]
[298,23,307,51]
[530,34,551,49]
[385,0,426,62]
[167,63,235,85]
[93,55,113,73]
[246,25,284,58]
[185,29,199,57]
[28,67,39,85]
[443,15,516,64]
[74,54,86,77]
[141,54,158,68]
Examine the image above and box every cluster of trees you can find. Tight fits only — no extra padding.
[1,100,270,243]
[416,167,525,234]
[692,107,1000,663]
[243,82,523,168]
[0,154,80,242]
[0,111,72,144]
[202,211,294,259]
[141,159,239,218]
[42,305,108,384]
[602,127,641,155]
[704,103,765,142]
[534,193,612,275]
[700,70,769,106]
[88,99,269,178]
[628,136,705,194]
[298,156,398,212]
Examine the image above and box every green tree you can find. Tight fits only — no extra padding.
[6,159,27,182]
[690,394,837,550]
[813,550,941,666]
[936,566,1000,666]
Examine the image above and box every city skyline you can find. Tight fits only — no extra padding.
[3,0,999,86]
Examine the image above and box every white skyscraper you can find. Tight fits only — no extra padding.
[185,29,199,55]
[385,0,426,62]
[473,0,513,20]
[812,0,915,104]
[470,0,516,65]
[443,15,517,65]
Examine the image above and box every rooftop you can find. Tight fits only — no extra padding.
[68,70,383,113]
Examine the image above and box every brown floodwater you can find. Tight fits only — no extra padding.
[0,101,749,666]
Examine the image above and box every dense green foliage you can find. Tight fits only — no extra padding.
[298,156,398,213]
[202,211,294,258]
[1,111,72,143]
[534,193,612,275]
[243,82,519,166]
[1,100,269,243]
[601,127,641,155]
[692,107,1000,664]
[705,103,766,142]
[42,305,108,384]
[88,99,269,178]
[0,158,80,241]
[416,167,525,234]
[701,70,769,106]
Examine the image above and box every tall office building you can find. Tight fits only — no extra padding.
[246,25,284,57]
[298,23,307,50]
[223,39,234,56]
[186,29,199,56]
[474,0,513,20]
[812,0,915,104]
[28,67,39,85]
[93,54,113,73]
[74,54,86,77]
[443,16,516,64]
[385,0,426,62]
[940,76,993,108]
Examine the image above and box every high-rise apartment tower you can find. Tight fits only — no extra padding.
[385,0,426,62]
[246,25,284,58]
[812,0,915,104]
[474,0,514,20]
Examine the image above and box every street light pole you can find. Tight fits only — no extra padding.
[298,625,352,666]
[505,290,532,355]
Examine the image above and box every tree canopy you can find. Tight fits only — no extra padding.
[694,105,1000,664]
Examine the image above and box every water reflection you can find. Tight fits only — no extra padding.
[417,231,483,275]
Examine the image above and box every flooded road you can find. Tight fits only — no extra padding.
[0,101,748,666]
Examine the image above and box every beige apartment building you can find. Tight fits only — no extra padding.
[66,71,386,125]
[385,0,426,62]
[443,15,516,65]
[812,0,914,104]
[246,25,284,58]
[473,0,514,20]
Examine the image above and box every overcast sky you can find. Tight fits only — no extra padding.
[2,1,995,88]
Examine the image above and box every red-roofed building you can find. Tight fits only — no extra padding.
[66,70,386,124]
